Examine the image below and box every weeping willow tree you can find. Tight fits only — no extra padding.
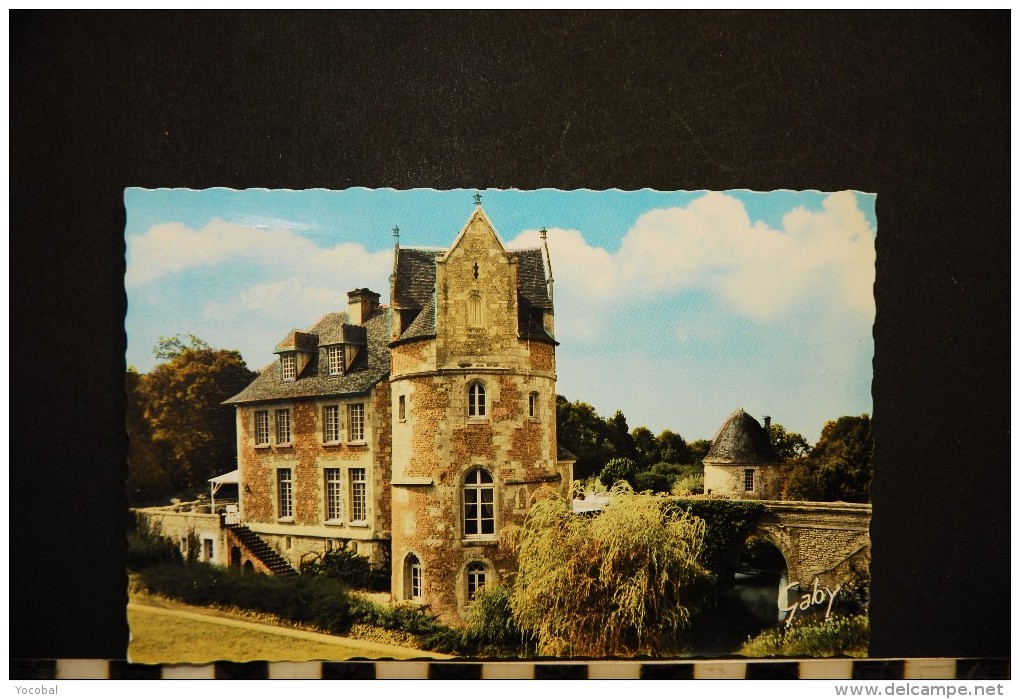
[504,486,713,657]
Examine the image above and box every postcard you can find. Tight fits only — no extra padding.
[124,188,875,662]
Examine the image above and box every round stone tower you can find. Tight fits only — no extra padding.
[387,202,571,624]
[703,409,781,500]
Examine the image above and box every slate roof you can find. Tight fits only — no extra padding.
[225,308,390,405]
[399,296,437,342]
[704,409,779,464]
[392,245,555,345]
[511,248,553,309]
[274,330,319,354]
[393,248,442,309]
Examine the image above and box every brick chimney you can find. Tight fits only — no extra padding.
[763,415,771,442]
[347,288,380,325]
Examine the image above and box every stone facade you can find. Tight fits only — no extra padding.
[134,506,226,565]
[389,209,568,623]
[755,501,872,591]
[217,203,572,625]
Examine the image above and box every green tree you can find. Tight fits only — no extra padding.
[768,423,812,462]
[555,396,615,479]
[600,457,637,489]
[607,410,637,461]
[631,426,659,467]
[688,439,713,465]
[505,488,713,656]
[656,429,693,465]
[134,335,256,492]
[126,368,176,503]
[785,415,872,503]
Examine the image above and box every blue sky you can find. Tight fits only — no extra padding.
[125,188,876,444]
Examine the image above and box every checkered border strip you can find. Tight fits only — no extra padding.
[10,658,1009,680]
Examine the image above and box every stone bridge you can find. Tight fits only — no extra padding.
[752,500,871,590]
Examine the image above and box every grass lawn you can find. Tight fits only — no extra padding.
[128,598,449,663]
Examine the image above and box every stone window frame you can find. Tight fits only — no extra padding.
[275,407,293,446]
[276,466,295,522]
[324,467,344,523]
[347,403,366,444]
[462,467,496,540]
[467,381,487,421]
[466,560,488,602]
[326,344,345,376]
[254,410,271,448]
[398,394,406,422]
[202,537,214,562]
[404,551,424,602]
[528,391,539,420]
[744,467,756,492]
[281,353,297,382]
[322,404,342,444]
[468,291,483,327]
[349,467,368,525]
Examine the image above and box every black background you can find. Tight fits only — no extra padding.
[11,12,1009,660]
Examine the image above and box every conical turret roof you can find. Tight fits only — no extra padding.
[704,409,779,464]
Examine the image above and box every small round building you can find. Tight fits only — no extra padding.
[703,409,781,500]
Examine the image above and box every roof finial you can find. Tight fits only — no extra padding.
[473,191,482,207]
[539,227,547,241]
[393,224,400,239]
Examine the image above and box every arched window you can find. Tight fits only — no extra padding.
[468,293,483,326]
[467,382,486,419]
[466,561,487,601]
[404,553,423,601]
[463,468,495,537]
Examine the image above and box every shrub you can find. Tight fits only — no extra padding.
[739,614,869,657]
[136,562,362,634]
[127,529,183,570]
[416,585,538,658]
[464,584,537,657]
[599,457,637,489]
[634,470,671,494]
[671,473,704,496]
[299,547,389,591]
[665,498,765,574]
[136,561,460,645]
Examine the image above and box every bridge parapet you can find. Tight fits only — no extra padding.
[753,500,871,593]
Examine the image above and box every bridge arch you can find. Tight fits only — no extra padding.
[754,501,872,591]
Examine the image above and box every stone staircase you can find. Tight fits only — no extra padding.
[226,524,299,577]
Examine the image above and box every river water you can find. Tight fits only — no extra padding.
[688,568,786,655]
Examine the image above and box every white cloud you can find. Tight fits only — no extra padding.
[508,191,875,331]
[203,279,347,325]
[125,218,320,287]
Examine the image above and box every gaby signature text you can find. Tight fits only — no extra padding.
[778,577,841,627]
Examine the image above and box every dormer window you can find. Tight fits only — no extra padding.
[327,345,344,376]
[281,353,297,382]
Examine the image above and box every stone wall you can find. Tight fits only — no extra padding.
[134,507,226,565]
[755,501,872,590]
[388,212,566,624]
[705,462,783,500]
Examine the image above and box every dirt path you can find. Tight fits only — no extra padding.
[128,596,452,663]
